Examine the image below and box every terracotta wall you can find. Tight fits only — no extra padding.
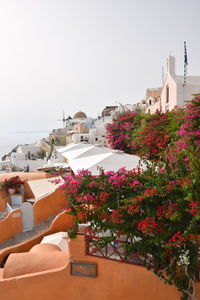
[0,191,10,212]
[0,212,200,300]
[0,234,194,300]
[0,209,22,243]
[0,172,54,182]
[33,189,67,224]
[0,186,67,245]
[146,88,162,99]
[0,211,74,265]
[24,182,34,199]
[0,172,55,204]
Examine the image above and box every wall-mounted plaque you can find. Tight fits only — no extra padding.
[70,261,97,278]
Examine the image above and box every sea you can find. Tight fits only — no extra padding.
[0,131,50,159]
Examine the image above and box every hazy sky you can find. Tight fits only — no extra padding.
[0,0,200,133]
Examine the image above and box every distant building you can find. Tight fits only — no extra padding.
[73,111,88,120]
[49,109,110,148]
[0,160,11,172]
[144,56,200,114]
[49,127,69,146]
[10,144,47,171]
[101,106,118,117]
[49,111,92,146]
[145,88,162,114]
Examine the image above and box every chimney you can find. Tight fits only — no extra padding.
[166,56,175,75]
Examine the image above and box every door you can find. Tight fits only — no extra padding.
[21,202,34,232]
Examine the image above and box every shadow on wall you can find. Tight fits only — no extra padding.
[33,188,66,225]
[0,188,67,244]
[0,211,74,266]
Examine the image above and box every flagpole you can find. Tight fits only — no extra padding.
[183,41,188,86]
[183,41,188,105]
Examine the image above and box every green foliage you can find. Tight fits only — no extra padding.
[62,95,200,300]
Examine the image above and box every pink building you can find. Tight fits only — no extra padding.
[145,56,200,113]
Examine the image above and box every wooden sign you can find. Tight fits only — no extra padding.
[70,261,97,278]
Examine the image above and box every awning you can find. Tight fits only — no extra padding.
[56,143,91,154]
[27,176,64,200]
[58,143,112,161]
[69,152,143,175]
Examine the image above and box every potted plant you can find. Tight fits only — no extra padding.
[0,176,25,194]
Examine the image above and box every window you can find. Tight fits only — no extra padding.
[165,105,169,112]
[166,85,169,103]
[95,137,98,141]
[149,100,152,105]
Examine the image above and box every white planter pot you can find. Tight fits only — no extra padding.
[8,188,16,195]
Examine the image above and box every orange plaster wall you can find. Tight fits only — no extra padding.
[0,172,55,203]
[0,211,74,265]
[0,214,200,300]
[0,172,54,182]
[0,209,22,243]
[24,182,34,199]
[0,191,9,211]
[3,251,69,278]
[0,235,187,300]
[33,189,67,224]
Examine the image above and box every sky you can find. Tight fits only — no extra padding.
[0,0,200,133]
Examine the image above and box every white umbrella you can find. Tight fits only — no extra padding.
[41,232,70,251]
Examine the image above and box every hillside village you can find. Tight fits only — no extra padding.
[1,55,200,174]
[0,55,199,300]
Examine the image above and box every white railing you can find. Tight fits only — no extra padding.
[0,203,14,220]
[6,203,13,214]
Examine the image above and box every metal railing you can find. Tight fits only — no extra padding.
[85,235,152,266]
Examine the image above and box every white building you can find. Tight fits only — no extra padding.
[144,56,200,114]
[49,111,95,146]
[10,144,47,171]
[0,160,11,173]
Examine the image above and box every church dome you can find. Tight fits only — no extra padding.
[73,111,87,120]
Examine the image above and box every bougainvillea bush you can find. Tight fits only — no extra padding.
[61,95,200,300]
[134,112,170,160]
[0,176,24,192]
[106,111,143,154]
[63,165,199,299]
[165,95,200,178]
[106,106,185,160]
